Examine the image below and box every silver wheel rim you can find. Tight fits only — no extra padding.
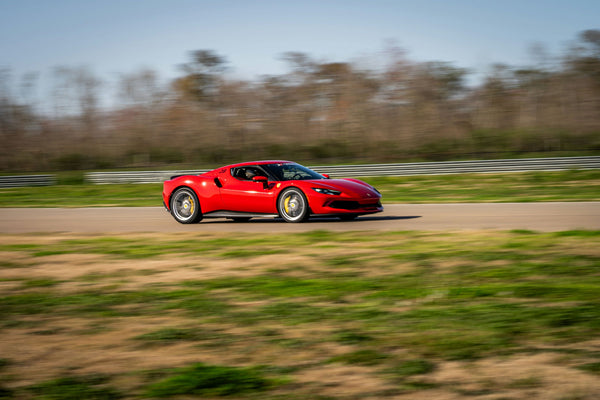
[280,190,305,221]
[172,190,196,221]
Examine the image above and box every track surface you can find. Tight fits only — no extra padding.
[1,203,599,233]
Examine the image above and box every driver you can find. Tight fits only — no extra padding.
[245,169,258,180]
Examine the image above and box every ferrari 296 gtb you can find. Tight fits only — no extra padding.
[162,161,383,223]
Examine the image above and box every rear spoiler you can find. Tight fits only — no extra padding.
[169,171,206,180]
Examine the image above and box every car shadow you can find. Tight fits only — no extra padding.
[339,215,421,222]
[306,215,422,223]
[201,215,421,224]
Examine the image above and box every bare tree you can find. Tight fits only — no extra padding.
[174,50,227,104]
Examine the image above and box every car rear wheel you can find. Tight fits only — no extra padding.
[278,188,309,223]
[170,188,202,224]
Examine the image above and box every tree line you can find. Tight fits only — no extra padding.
[1,30,599,172]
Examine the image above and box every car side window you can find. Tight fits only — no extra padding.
[232,167,266,181]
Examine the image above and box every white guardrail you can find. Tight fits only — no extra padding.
[0,175,56,188]
[1,157,598,187]
[311,156,600,177]
[84,156,600,184]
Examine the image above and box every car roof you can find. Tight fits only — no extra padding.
[226,160,293,168]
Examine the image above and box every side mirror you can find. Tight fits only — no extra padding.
[252,176,268,183]
[322,174,330,179]
[252,175,269,189]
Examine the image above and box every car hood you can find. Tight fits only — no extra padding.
[304,179,380,198]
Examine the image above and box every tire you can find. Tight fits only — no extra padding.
[278,188,309,223]
[170,187,202,224]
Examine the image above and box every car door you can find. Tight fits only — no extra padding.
[218,166,277,213]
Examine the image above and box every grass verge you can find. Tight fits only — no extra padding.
[0,169,599,207]
[0,230,598,399]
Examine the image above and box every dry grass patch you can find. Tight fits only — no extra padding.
[430,353,600,399]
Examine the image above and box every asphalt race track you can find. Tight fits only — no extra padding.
[1,203,599,233]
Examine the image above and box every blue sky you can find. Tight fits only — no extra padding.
[1,0,598,102]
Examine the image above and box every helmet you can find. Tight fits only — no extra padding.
[245,169,257,179]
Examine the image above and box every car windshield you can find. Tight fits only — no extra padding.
[263,163,324,181]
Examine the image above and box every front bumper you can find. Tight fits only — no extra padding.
[310,196,383,215]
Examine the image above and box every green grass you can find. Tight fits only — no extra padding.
[328,349,389,366]
[144,363,276,397]
[0,235,285,259]
[27,375,122,400]
[1,230,600,398]
[363,169,600,203]
[0,170,599,207]
[20,278,60,288]
[133,328,207,344]
[390,359,436,377]
[0,288,232,320]
[133,327,234,346]
[0,183,163,207]
[577,362,600,374]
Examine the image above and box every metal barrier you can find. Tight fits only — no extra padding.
[86,170,208,184]
[3,157,596,187]
[84,156,600,184]
[0,175,56,188]
[310,156,600,177]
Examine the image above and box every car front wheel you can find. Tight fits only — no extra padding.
[278,188,309,222]
[170,188,202,224]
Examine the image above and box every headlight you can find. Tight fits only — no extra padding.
[312,187,341,195]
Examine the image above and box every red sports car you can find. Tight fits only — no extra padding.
[162,161,383,223]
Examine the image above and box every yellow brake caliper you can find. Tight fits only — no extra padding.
[284,196,291,213]
[188,196,194,215]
